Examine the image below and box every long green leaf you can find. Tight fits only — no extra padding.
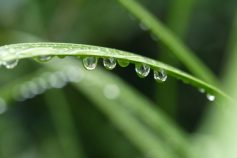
[0,43,230,100]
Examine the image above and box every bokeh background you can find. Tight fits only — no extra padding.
[0,0,237,158]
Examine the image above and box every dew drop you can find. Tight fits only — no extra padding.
[103,58,116,70]
[82,57,98,70]
[139,23,148,31]
[35,55,53,62]
[117,59,130,67]
[3,59,19,69]
[207,94,215,101]
[154,69,167,83]
[0,98,7,114]
[199,88,205,93]
[135,64,150,78]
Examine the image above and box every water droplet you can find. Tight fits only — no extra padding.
[35,55,53,62]
[139,23,148,31]
[103,84,120,100]
[103,58,116,70]
[154,69,167,82]
[150,34,159,41]
[0,98,7,114]
[3,59,19,69]
[199,88,205,93]
[135,64,150,78]
[82,57,98,70]
[117,59,130,67]
[207,94,215,101]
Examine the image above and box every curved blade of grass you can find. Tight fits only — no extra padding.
[116,0,219,86]
[0,42,230,100]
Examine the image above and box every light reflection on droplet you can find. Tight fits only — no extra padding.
[154,69,167,83]
[3,59,19,69]
[207,94,215,101]
[135,64,150,78]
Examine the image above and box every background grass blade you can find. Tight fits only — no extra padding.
[44,89,86,158]
[116,0,219,86]
[157,0,196,116]
[193,12,237,158]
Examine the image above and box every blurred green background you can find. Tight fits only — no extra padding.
[0,0,237,158]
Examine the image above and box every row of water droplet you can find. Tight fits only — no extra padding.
[0,54,215,103]
[82,56,168,83]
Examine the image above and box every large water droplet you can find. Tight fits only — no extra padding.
[3,59,19,69]
[0,98,7,114]
[82,57,98,70]
[103,58,116,70]
[207,94,215,101]
[135,64,150,78]
[154,69,167,83]
[117,59,129,67]
[35,55,53,62]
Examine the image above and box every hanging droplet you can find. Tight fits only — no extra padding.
[82,57,98,70]
[198,88,205,93]
[3,59,19,69]
[103,58,116,70]
[150,34,159,41]
[206,94,215,101]
[139,23,148,31]
[117,59,130,67]
[35,55,53,62]
[135,64,150,78]
[154,69,167,83]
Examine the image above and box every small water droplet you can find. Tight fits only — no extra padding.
[103,84,120,100]
[3,59,19,69]
[82,57,98,70]
[154,69,167,82]
[117,59,130,67]
[139,23,148,31]
[150,34,159,41]
[103,58,116,70]
[0,98,7,114]
[135,64,150,78]
[199,88,205,93]
[207,94,215,101]
[35,55,53,62]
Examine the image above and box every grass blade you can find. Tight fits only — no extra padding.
[0,43,230,100]
[116,0,219,86]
